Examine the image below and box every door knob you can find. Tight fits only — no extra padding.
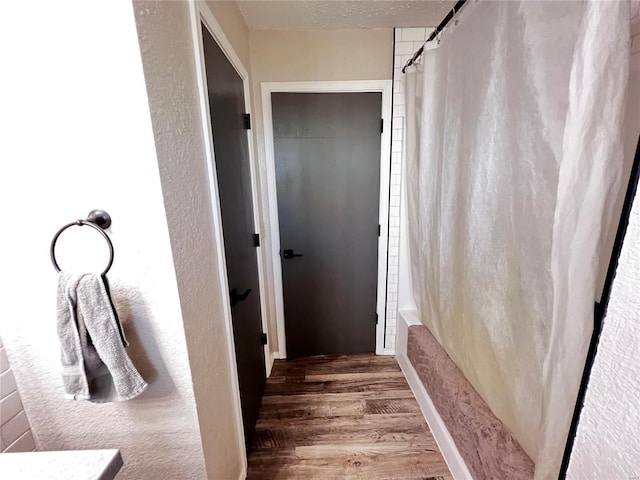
[282,249,303,259]
[230,288,252,307]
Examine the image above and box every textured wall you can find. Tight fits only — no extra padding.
[237,1,453,30]
[134,1,247,478]
[0,1,209,479]
[567,9,640,477]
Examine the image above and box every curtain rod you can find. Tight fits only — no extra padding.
[401,0,467,73]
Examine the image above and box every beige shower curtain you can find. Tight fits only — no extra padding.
[403,1,630,478]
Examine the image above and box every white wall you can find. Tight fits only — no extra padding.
[567,10,640,478]
[249,28,394,357]
[0,1,243,479]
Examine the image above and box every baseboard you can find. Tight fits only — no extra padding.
[266,350,278,377]
[397,354,473,480]
[396,311,473,480]
[396,309,420,357]
[377,346,396,355]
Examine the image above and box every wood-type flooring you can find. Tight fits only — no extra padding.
[247,353,453,480]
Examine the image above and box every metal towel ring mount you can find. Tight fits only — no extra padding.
[50,210,114,275]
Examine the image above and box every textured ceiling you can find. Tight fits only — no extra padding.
[236,1,456,30]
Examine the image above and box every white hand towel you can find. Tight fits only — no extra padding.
[57,272,147,402]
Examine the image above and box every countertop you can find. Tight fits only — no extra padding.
[0,449,123,479]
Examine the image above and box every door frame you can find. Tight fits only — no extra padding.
[189,0,270,468]
[261,81,393,357]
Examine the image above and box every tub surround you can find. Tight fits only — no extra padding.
[406,324,534,479]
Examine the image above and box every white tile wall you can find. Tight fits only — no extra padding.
[385,28,433,351]
[0,337,36,453]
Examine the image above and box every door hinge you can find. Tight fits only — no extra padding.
[378,224,381,237]
[252,233,260,247]
[380,118,384,133]
[243,113,251,130]
[376,314,379,325]
[261,333,268,345]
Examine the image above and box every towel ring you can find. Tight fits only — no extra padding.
[50,210,114,275]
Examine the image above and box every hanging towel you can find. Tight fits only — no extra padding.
[56,272,147,402]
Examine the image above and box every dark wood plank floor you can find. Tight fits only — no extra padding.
[247,353,453,480]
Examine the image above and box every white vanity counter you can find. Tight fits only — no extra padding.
[0,449,123,479]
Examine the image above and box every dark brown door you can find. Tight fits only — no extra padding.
[201,24,265,450]
[272,92,382,358]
